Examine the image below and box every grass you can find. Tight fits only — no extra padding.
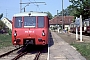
[71,43,90,60]
[0,34,12,49]
[56,31,90,60]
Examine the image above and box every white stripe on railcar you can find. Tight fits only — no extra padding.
[13,12,47,17]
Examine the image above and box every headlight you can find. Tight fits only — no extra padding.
[42,32,45,36]
[42,30,45,36]
[14,33,17,36]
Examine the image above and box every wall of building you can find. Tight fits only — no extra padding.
[1,18,12,30]
[64,25,70,31]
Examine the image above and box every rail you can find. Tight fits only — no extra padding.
[0,46,23,58]
[11,51,27,60]
[34,51,41,60]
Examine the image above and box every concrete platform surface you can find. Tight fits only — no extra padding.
[49,32,86,60]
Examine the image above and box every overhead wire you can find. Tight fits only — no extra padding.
[33,0,41,11]
[28,0,41,11]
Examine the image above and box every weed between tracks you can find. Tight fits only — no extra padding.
[0,34,12,49]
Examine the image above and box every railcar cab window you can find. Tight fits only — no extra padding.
[24,16,36,28]
[14,17,22,28]
[38,16,44,28]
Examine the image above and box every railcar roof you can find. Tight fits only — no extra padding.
[13,11,48,17]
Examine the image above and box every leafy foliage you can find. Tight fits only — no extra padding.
[0,20,6,30]
[7,29,12,35]
[57,5,76,17]
[69,0,90,20]
[0,13,4,30]
[58,0,90,20]
[47,11,53,20]
[0,13,3,19]
[59,9,70,16]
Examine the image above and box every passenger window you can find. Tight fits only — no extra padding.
[14,17,22,28]
[38,16,44,28]
[24,16,36,28]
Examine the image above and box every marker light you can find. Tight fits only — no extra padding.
[14,33,17,37]
[42,30,45,36]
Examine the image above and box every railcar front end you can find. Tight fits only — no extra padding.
[12,12,49,46]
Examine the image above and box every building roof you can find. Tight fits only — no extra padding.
[2,17,12,24]
[8,19,12,23]
[5,18,12,24]
[49,16,74,25]
[13,11,48,17]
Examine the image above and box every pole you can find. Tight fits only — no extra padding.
[24,8,25,12]
[75,17,78,40]
[57,10,59,33]
[76,26,78,40]
[57,10,58,26]
[6,9,7,17]
[62,0,63,30]
[80,15,83,42]
[20,0,22,13]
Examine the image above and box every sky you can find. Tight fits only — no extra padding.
[0,0,71,20]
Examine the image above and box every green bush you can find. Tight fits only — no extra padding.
[8,30,12,35]
[6,29,12,35]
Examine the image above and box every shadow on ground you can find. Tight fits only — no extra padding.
[48,32,54,47]
[17,45,48,54]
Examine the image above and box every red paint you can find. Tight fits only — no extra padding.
[12,15,49,46]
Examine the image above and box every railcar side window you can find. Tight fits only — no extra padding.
[38,16,44,28]
[24,16,36,27]
[14,17,22,28]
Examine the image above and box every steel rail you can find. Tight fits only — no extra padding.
[11,51,27,60]
[34,51,41,60]
[0,46,23,58]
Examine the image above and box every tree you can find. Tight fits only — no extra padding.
[58,5,76,16]
[0,20,5,30]
[69,0,90,20]
[67,5,77,16]
[47,11,53,20]
[0,13,3,19]
[59,9,70,16]
[0,13,5,30]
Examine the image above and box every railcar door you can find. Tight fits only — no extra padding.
[36,16,48,45]
[12,17,23,45]
[23,16,36,45]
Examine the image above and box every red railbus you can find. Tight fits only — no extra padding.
[12,11,49,46]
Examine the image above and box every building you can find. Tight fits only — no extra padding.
[1,17,12,30]
[49,16,74,30]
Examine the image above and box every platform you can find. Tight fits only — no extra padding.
[49,31,86,60]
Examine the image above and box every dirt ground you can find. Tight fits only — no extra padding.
[55,31,90,44]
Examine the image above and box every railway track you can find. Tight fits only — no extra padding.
[11,51,41,60]
[12,51,28,60]
[0,45,48,60]
[0,46,23,58]
[34,51,41,60]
